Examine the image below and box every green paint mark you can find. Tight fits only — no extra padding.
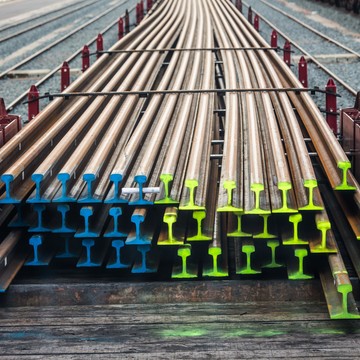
[283,213,308,245]
[203,246,228,277]
[263,240,283,269]
[156,174,178,204]
[187,210,211,241]
[238,244,261,275]
[314,328,347,335]
[179,179,205,210]
[299,179,323,211]
[172,245,197,279]
[288,248,313,280]
[246,183,271,215]
[160,328,209,338]
[335,161,356,190]
[221,329,285,338]
[254,214,276,238]
[217,180,243,212]
[273,182,297,213]
[228,212,251,237]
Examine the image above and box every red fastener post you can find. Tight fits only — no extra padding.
[326,78,337,134]
[283,40,291,67]
[140,0,144,20]
[82,45,90,72]
[298,56,308,88]
[136,3,140,25]
[254,14,260,31]
[271,30,278,50]
[96,34,103,60]
[118,17,124,40]
[248,6,253,24]
[147,0,152,11]
[125,9,130,33]
[0,98,21,146]
[236,0,243,13]
[0,98,7,118]
[28,85,39,122]
[61,61,70,92]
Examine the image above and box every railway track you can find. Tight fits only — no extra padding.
[0,0,359,319]
[243,0,359,99]
[0,0,97,44]
[260,0,360,59]
[0,0,138,116]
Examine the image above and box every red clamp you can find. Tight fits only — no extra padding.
[326,78,337,134]
[28,85,39,122]
[0,98,22,147]
[96,34,104,60]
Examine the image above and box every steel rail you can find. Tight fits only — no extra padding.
[217,1,295,213]
[155,6,206,205]
[260,0,360,58]
[178,0,214,210]
[0,0,99,44]
[78,0,193,204]
[264,42,357,192]
[320,252,360,318]
[109,0,198,206]
[0,0,130,80]
[216,0,271,214]
[243,1,357,96]
[225,1,322,211]
[224,0,320,211]
[110,0,202,207]
[210,0,242,213]
[6,4,137,112]
[0,0,171,203]
[33,0,179,203]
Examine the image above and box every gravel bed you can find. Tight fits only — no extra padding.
[0,0,130,73]
[245,0,359,109]
[0,0,88,39]
[246,0,360,52]
[0,0,137,118]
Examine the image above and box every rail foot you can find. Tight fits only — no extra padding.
[132,244,158,273]
[29,204,50,232]
[254,214,277,238]
[75,207,99,237]
[53,204,75,233]
[227,213,251,237]
[106,239,131,268]
[104,207,127,237]
[172,244,197,278]
[288,248,313,280]
[126,209,152,245]
[283,213,308,245]
[203,246,228,277]
[263,240,283,268]
[187,210,211,241]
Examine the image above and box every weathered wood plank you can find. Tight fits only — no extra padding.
[0,302,332,326]
[0,352,359,359]
[0,321,359,356]
[0,280,324,307]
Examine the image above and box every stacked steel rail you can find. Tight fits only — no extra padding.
[0,0,359,319]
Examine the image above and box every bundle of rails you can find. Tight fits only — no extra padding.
[0,0,359,320]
